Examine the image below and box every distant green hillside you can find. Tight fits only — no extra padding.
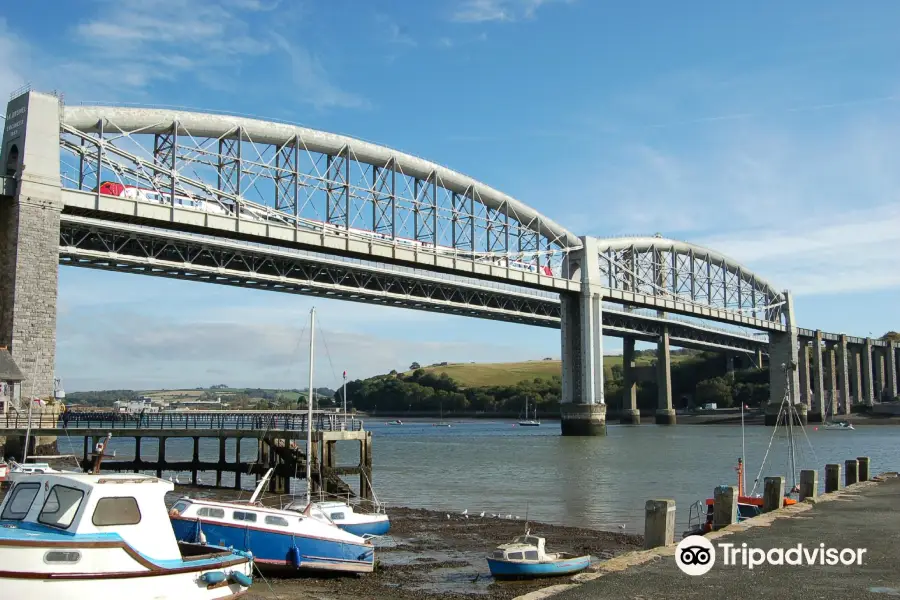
[404,354,694,388]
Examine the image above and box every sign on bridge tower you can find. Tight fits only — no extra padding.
[0,90,63,401]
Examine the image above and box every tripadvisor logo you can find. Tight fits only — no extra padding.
[676,535,867,575]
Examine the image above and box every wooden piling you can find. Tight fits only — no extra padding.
[134,437,142,474]
[825,464,842,493]
[712,485,737,530]
[799,469,818,501]
[216,437,225,487]
[234,438,243,490]
[156,437,164,478]
[643,499,675,549]
[763,476,784,512]
[845,459,859,486]
[191,437,199,486]
[857,456,870,482]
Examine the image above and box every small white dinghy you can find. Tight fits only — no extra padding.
[0,472,254,600]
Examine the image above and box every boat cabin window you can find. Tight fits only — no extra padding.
[197,507,225,518]
[44,550,81,564]
[329,512,345,521]
[38,485,85,530]
[492,551,505,558]
[170,501,190,515]
[92,497,141,526]
[1,482,40,520]
[507,552,524,560]
[524,550,539,560]
[233,510,257,522]
[264,515,289,527]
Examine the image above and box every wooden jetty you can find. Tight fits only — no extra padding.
[0,409,374,500]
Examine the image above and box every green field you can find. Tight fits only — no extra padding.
[405,354,693,388]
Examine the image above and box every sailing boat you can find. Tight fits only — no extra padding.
[433,401,451,427]
[6,387,82,483]
[518,397,540,427]
[822,396,854,430]
[169,308,376,574]
[683,364,804,537]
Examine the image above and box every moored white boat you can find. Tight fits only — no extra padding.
[0,472,254,600]
[486,533,590,579]
[169,495,375,574]
[285,498,391,537]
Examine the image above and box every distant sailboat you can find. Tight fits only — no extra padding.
[434,401,451,427]
[518,398,540,427]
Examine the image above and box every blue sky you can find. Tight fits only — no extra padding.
[2,0,899,390]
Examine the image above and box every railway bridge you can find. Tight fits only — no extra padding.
[1,89,897,435]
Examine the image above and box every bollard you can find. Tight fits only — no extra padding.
[825,464,842,493]
[857,457,870,482]
[799,470,818,501]
[713,485,737,530]
[845,459,859,486]
[644,499,676,549]
[763,476,785,512]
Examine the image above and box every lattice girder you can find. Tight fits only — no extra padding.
[60,106,581,280]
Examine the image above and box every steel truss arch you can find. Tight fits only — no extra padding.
[593,237,785,326]
[59,106,581,279]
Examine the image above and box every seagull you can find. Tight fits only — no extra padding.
[479,511,485,518]
[446,514,451,520]
[506,514,512,519]
[461,509,468,516]
[515,516,520,520]
[619,524,626,530]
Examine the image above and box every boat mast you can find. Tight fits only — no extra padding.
[22,380,35,463]
[306,307,316,507]
[784,364,798,491]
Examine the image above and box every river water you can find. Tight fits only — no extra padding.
[57,419,898,535]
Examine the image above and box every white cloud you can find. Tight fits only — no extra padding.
[272,34,369,110]
[57,0,364,110]
[450,0,574,23]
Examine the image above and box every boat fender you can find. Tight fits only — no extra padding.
[288,545,302,568]
[229,571,253,588]
[199,571,226,585]
[169,508,180,516]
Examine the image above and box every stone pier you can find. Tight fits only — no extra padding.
[809,330,825,423]
[620,336,640,424]
[655,325,675,425]
[0,91,63,401]
[862,338,874,405]
[887,341,898,400]
[765,291,802,426]
[837,335,851,415]
[559,236,607,436]
[851,350,863,413]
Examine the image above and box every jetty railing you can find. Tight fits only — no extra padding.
[0,410,364,433]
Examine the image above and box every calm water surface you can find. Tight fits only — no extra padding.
[58,419,899,534]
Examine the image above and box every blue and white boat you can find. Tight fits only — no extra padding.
[0,472,254,600]
[486,533,590,579]
[168,494,375,574]
[284,498,391,537]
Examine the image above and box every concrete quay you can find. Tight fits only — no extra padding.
[520,473,900,600]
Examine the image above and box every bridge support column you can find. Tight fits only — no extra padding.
[887,342,898,401]
[0,91,63,402]
[809,330,825,423]
[725,352,735,380]
[824,343,837,419]
[655,326,675,425]
[620,337,640,424]
[874,349,886,402]
[850,350,862,414]
[798,339,810,408]
[862,339,874,405]
[559,236,606,436]
[837,335,851,415]
[765,291,802,426]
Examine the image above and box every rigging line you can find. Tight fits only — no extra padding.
[750,400,785,496]
[313,316,343,391]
